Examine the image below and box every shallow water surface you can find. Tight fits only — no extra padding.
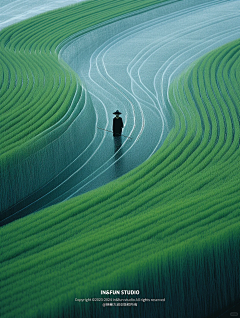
[1,0,240,224]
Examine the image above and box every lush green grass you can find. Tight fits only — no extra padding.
[1,34,240,317]
[0,0,172,214]
[0,0,171,164]
[0,1,240,317]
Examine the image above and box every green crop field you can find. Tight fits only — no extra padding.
[0,0,239,317]
[0,0,172,215]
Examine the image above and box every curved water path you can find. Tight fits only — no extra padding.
[60,0,240,199]
[1,0,240,224]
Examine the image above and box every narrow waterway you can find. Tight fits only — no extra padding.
[1,0,240,224]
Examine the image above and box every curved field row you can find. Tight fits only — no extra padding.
[58,0,240,197]
[0,0,84,31]
[4,0,239,222]
[1,32,240,318]
[0,0,173,215]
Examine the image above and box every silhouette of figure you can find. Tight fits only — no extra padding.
[112,110,124,137]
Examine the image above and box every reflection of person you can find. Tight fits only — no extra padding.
[112,110,124,137]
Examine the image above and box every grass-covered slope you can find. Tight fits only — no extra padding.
[0,0,172,161]
[0,0,172,214]
[1,35,240,317]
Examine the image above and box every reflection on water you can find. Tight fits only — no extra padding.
[114,136,123,177]
[114,136,122,155]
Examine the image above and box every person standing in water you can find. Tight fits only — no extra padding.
[112,110,124,137]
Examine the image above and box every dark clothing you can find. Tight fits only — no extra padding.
[113,117,123,136]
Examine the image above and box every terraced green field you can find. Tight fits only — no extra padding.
[0,0,173,216]
[0,0,173,161]
[0,0,239,317]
